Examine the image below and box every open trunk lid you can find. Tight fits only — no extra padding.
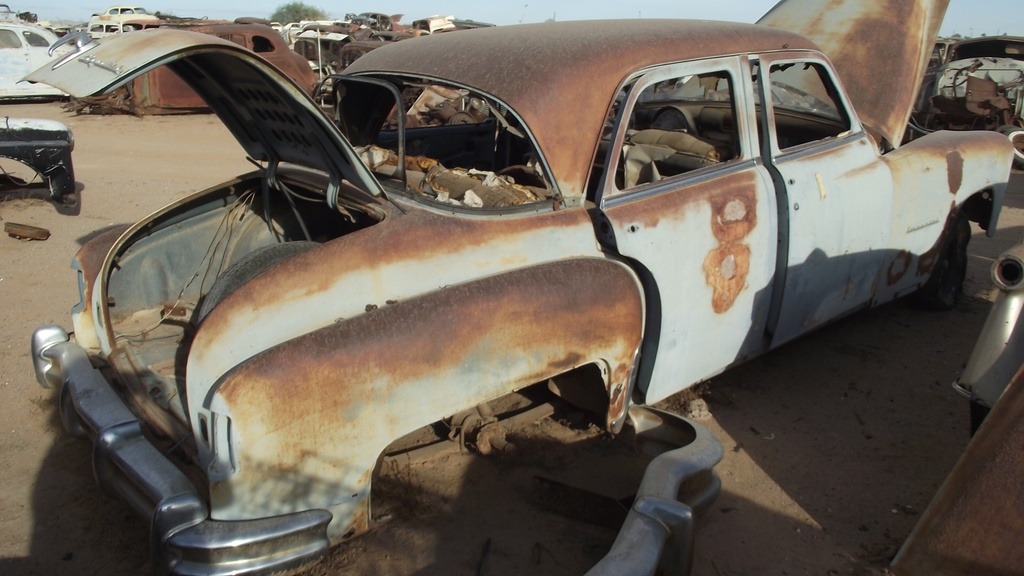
[27,29,380,201]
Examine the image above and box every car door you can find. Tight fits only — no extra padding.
[596,56,779,405]
[753,53,894,348]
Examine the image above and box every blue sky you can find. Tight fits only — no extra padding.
[27,1,1022,38]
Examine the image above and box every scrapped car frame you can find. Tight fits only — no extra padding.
[911,35,1024,167]
[26,0,1015,574]
[0,117,75,203]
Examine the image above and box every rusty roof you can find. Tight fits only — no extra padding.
[344,20,817,197]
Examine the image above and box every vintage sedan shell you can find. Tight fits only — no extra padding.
[27,0,1014,574]
[0,19,68,100]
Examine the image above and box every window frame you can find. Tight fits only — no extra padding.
[752,51,863,160]
[598,55,756,202]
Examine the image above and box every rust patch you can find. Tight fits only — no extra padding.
[946,150,964,195]
[605,169,759,231]
[602,170,758,314]
[546,352,585,376]
[197,203,597,344]
[76,224,131,283]
[704,243,752,314]
[699,179,758,313]
[608,380,626,421]
[886,250,913,286]
[709,190,758,243]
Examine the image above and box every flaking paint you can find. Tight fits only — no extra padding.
[207,258,644,538]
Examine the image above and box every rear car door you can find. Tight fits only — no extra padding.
[596,56,778,405]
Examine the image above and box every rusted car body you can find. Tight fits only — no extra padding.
[26,0,1014,573]
[911,35,1024,166]
[0,117,75,202]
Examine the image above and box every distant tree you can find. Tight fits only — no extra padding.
[270,2,327,23]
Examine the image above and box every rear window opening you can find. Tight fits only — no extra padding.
[331,75,556,210]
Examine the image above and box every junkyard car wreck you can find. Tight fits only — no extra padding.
[0,116,75,203]
[27,0,1014,574]
[911,35,1024,168]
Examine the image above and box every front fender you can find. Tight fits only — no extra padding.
[887,130,1012,236]
[201,257,644,541]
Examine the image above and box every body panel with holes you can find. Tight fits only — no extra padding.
[26,2,1016,573]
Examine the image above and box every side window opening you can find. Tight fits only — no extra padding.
[22,31,49,47]
[614,70,741,191]
[251,35,274,53]
[0,29,20,49]
[765,61,851,149]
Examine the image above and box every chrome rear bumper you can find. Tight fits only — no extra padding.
[31,325,331,575]
[587,406,723,576]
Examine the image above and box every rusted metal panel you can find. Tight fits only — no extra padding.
[132,24,315,114]
[187,201,608,398]
[4,222,49,240]
[0,117,75,202]
[891,362,1024,576]
[601,167,777,405]
[344,20,817,198]
[758,0,949,150]
[26,29,241,95]
[766,143,894,345]
[64,24,317,114]
[204,258,644,541]
[69,225,129,351]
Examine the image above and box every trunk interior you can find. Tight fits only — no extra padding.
[101,167,385,453]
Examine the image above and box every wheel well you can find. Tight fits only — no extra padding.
[962,189,997,232]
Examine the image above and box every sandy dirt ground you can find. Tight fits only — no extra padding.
[1,101,1022,576]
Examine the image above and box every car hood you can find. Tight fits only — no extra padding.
[758,0,949,149]
[27,29,380,200]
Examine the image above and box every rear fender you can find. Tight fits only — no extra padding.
[200,257,645,541]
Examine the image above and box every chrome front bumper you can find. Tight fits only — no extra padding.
[31,325,331,575]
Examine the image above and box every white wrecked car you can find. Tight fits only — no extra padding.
[29,0,1014,573]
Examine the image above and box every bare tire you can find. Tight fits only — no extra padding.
[912,212,970,311]
[197,241,318,323]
